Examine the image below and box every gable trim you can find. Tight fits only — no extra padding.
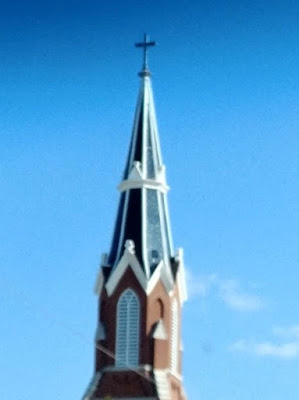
[106,249,147,296]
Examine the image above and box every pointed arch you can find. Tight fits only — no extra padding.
[170,298,178,372]
[116,289,140,366]
[155,298,164,319]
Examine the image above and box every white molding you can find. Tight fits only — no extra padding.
[106,248,147,296]
[175,248,188,304]
[170,299,178,373]
[145,260,163,294]
[160,263,174,295]
[153,369,170,400]
[94,266,104,295]
[118,176,169,194]
[142,82,149,179]
[156,164,166,184]
[162,189,174,255]
[157,191,168,266]
[142,186,150,278]
[105,248,176,298]
[128,161,143,181]
[147,78,162,166]
[152,319,168,340]
[127,82,143,174]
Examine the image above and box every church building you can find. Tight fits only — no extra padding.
[82,35,188,400]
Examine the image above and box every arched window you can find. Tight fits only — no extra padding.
[116,289,140,366]
[170,299,178,372]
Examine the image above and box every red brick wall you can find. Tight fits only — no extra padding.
[93,264,186,399]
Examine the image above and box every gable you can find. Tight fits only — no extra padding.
[94,244,187,306]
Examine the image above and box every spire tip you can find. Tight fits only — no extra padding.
[135,33,156,76]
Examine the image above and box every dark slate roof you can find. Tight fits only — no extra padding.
[107,71,174,277]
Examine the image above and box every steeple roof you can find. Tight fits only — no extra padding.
[107,36,174,278]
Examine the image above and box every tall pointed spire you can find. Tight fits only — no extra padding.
[107,34,174,278]
[83,36,188,400]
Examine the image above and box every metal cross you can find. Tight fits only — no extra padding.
[135,34,156,71]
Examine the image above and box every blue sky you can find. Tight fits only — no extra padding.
[1,1,299,399]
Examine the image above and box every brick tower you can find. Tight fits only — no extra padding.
[82,35,188,400]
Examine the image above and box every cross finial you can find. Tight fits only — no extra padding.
[135,33,156,77]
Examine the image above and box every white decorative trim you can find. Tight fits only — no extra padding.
[105,247,147,296]
[156,165,166,184]
[157,192,167,264]
[175,248,188,304]
[118,176,169,194]
[146,260,163,294]
[153,369,171,400]
[147,77,163,166]
[128,161,143,181]
[170,300,178,373]
[162,190,174,255]
[105,248,175,298]
[142,84,149,178]
[142,186,150,278]
[160,263,174,294]
[124,239,135,254]
[94,266,104,295]
[127,83,143,173]
[152,319,168,340]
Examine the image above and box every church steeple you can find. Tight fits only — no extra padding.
[108,35,173,279]
[82,36,188,400]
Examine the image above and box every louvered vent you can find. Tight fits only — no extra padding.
[116,289,140,366]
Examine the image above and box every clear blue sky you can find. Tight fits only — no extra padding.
[1,1,299,399]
